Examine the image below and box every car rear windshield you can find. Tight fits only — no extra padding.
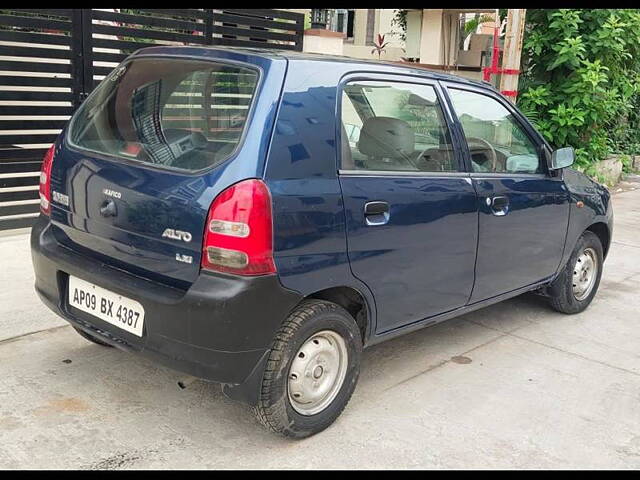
[68,57,259,172]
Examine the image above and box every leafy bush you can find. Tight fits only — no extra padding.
[391,10,407,43]
[620,154,633,174]
[517,9,640,171]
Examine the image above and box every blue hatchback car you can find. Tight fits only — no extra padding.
[31,46,613,437]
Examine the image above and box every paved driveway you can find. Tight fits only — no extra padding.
[1,185,639,469]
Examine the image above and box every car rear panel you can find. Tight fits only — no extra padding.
[47,47,288,288]
[31,214,303,387]
[50,147,214,286]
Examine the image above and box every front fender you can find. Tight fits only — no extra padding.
[558,168,613,271]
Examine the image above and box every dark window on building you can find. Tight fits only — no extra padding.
[346,10,355,38]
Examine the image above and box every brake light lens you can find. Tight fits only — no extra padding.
[201,179,276,276]
[39,145,55,215]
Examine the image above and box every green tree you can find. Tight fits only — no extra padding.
[517,9,640,174]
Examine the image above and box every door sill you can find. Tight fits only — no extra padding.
[367,277,553,347]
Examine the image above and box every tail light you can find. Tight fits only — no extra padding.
[39,145,55,215]
[201,179,276,276]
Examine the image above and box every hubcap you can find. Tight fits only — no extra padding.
[287,330,348,416]
[572,247,598,301]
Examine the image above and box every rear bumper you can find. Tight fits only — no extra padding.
[30,216,303,404]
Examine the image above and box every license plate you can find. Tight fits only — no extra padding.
[68,276,145,337]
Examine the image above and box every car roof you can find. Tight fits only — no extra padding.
[265,49,491,86]
[133,45,495,91]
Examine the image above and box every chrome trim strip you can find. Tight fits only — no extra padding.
[338,169,471,178]
[469,172,548,179]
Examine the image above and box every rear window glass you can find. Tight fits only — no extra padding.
[69,57,259,171]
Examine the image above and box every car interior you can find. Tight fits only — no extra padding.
[341,82,542,174]
[341,83,457,172]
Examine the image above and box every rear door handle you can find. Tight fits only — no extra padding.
[364,201,390,226]
[488,195,509,216]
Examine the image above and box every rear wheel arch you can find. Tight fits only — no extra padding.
[306,286,371,343]
[253,298,363,437]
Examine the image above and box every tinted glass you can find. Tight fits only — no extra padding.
[341,81,457,172]
[69,58,259,171]
[448,88,541,174]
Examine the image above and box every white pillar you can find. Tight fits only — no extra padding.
[405,10,423,59]
[353,9,368,46]
[418,9,444,65]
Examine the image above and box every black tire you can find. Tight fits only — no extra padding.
[73,326,114,347]
[253,299,362,438]
[548,230,603,314]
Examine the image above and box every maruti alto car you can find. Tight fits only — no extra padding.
[31,46,613,438]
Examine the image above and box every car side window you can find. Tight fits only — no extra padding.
[448,88,542,174]
[340,81,457,173]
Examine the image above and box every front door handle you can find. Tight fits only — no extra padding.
[488,195,509,216]
[364,201,390,226]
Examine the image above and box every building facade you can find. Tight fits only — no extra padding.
[295,9,499,83]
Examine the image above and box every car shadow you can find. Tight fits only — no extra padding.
[64,292,553,444]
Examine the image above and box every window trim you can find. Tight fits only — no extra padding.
[336,73,466,177]
[65,54,263,177]
[338,169,472,179]
[440,81,551,177]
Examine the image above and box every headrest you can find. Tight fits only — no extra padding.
[357,117,415,159]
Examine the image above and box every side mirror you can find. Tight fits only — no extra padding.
[550,146,575,170]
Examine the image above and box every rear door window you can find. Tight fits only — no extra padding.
[340,80,458,173]
[69,57,259,172]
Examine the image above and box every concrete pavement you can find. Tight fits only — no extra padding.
[0,185,639,469]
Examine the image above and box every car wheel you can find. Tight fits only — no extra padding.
[253,299,362,438]
[548,230,603,314]
[73,326,114,347]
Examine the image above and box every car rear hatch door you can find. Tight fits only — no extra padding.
[48,53,267,287]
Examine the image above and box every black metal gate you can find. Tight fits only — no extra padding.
[0,8,304,230]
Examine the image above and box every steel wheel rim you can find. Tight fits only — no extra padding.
[287,330,349,416]
[572,247,598,301]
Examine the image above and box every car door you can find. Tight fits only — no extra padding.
[442,83,570,303]
[338,75,479,333]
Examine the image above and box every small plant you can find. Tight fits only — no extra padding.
[371,33,389,60]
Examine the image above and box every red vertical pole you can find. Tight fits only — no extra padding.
[482,23,501,82]
[491,24,500,71]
